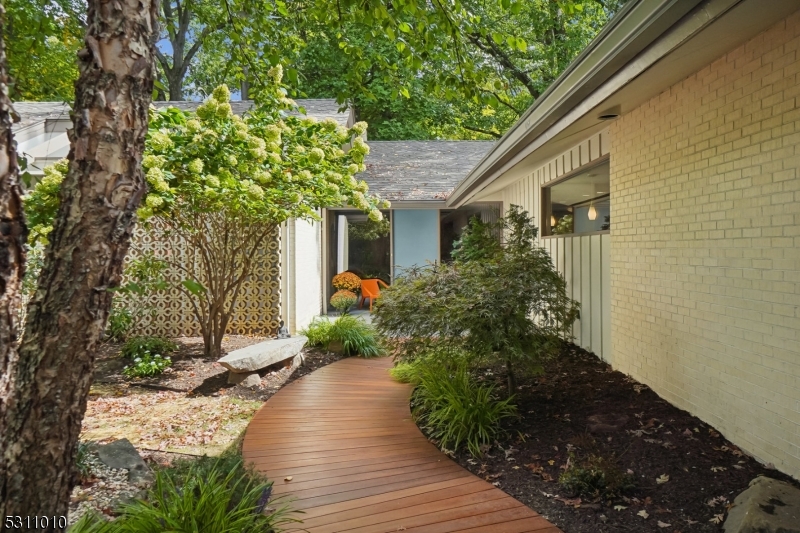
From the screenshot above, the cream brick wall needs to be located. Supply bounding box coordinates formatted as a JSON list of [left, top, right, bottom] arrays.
[[609, 11, 800, 478]]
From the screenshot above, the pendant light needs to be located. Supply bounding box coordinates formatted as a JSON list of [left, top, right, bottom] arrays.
[[551, 215, 556, 226], [588, 201, 597, 221]]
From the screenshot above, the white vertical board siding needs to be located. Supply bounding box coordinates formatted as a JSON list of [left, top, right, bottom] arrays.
[[500, 130, 611, 360], [282, 217, 323, 334]]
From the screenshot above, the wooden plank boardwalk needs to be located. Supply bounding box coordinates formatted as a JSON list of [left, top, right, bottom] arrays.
[[243, 357, 561, 533]]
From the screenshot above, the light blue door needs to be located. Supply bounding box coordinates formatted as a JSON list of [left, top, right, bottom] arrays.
[[392, 209, 439, 279]]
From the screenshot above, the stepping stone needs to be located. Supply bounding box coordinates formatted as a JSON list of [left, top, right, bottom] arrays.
[[96, 438, 152, 486], [724, 476, 800, 533], [219, 336, 307, 385]]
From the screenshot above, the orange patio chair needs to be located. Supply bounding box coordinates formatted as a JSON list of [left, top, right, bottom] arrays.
[[359, 278, 389, 312]]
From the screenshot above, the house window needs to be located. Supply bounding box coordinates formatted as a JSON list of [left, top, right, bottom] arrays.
[[542, 159, 610, 236]]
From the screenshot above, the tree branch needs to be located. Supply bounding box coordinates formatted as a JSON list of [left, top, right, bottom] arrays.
[[463, 124, 501, 138], [488, 90, 522, 115], [467, 32, 540, 99]]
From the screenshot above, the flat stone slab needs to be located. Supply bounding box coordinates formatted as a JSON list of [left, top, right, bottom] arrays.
[[724, 476, 800, 533], [219, 336, 307, 373], [96, 438, 152, 486]]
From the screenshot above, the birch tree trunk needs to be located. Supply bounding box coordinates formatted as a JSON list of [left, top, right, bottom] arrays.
[[1, 0, 159, 524], [0, 3, 28, 519]]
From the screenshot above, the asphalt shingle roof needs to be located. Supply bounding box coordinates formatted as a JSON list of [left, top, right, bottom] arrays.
[[361, 141, 495, 201], [12, 99, 350, 128]]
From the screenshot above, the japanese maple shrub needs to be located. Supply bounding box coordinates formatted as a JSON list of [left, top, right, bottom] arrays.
[[374, 205, 579, 395]]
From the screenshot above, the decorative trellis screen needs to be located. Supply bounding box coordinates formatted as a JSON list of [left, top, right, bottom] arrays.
[[125, 221, 282, 338]]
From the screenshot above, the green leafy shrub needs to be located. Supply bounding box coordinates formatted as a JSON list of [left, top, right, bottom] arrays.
[[330, 289, 357, 314], [301, 317, 334, 347], [123, 353, 172, 378], [106, 306, 134, 343], [69, 456, 299, 532], [559, 453, 635, 500], [374, 205, 579, 394], [121, 335, 178, 360], [412, 361, 517, 457], [300, 315, 383, 357]]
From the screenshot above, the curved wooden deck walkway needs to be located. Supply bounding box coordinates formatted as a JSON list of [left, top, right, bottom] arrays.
[[243, 357, 561, 533]]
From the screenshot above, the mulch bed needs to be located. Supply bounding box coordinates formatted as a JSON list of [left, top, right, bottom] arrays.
[[443, 343, 798, 533]]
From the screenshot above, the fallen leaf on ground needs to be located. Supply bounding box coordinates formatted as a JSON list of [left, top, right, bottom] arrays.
[[656, 474, 670, 484], [284, 476, 293, 482], [638, 510, 649, 519], [657, 521, 671, 528]]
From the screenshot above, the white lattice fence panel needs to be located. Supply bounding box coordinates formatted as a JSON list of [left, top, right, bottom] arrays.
[[125, 221, 281, 338]]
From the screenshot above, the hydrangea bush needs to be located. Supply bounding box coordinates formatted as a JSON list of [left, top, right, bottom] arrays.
[[24, 65, 389, 358]]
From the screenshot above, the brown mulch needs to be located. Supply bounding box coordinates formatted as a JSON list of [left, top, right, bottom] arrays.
[[442, 344, 798, 533]]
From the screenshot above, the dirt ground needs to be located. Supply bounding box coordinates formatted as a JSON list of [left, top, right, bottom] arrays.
[[441, 343, 799, 533], [83, 336, 344, 456]]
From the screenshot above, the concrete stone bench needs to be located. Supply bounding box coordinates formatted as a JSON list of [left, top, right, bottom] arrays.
[[219, 336, 307, 387]]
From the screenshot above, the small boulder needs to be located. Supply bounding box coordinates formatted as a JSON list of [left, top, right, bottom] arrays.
[[228, 372, 262, 388], [219, 336, 307, 373], [96, 438, 152, 486], [723, 476, 800, 533]]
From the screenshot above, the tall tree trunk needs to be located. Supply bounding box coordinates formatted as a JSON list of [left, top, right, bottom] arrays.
[[0, 4, 28, 520], [1, 0, 159, 524]]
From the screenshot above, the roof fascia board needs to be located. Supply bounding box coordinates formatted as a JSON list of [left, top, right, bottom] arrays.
[[448, 0, 707, 206]]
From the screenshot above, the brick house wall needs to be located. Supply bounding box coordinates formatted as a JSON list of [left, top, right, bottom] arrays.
[[609, 11, 800, 478]]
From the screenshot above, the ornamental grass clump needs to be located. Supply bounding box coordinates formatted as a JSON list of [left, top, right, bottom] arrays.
[[300, 316, 383, 357], [332, 271, 361, 292], [69, 456, 299, 532], [330, 289, 357, 314], [411, 361, 517, 457]]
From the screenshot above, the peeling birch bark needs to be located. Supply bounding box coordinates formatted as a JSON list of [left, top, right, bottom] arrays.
[[0, 2, 29, 519], [1, 0, 159, 524]]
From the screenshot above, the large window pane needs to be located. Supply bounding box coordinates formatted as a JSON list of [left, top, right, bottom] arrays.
[[543, 160, 610, 236]]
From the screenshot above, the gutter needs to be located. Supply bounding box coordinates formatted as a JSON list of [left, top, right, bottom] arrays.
[[447, 0, 706, 207]]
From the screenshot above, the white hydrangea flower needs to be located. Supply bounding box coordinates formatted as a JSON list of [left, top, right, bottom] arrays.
[[248, 183, 265, 199], [264, 125, 281, 142], [268, 64, 283, 83], [309, 147, 325, 163], [349, 121, 368, 136], [145, 195, 164, 209], [368, 209, 383, 222], [212, 85, 231, 103], [142, 154, 166, 169], [187, 158, 204, 174], [150, 131, 173, 151]]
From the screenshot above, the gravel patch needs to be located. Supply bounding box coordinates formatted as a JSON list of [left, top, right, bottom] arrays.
[[68, 450, 145, 525]]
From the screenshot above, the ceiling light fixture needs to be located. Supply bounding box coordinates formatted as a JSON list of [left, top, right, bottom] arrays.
[[588, 201, 597, 221], [551, 215, 556, 226]]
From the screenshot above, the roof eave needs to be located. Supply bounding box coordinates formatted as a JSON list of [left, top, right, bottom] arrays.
[[447, 0, 707, 207]]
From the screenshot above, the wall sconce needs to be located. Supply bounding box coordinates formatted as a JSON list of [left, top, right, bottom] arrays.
[[588, 202, 597, 221]]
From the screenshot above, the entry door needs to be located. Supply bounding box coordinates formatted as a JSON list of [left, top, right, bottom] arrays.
[[392, 209, 439, 279]]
